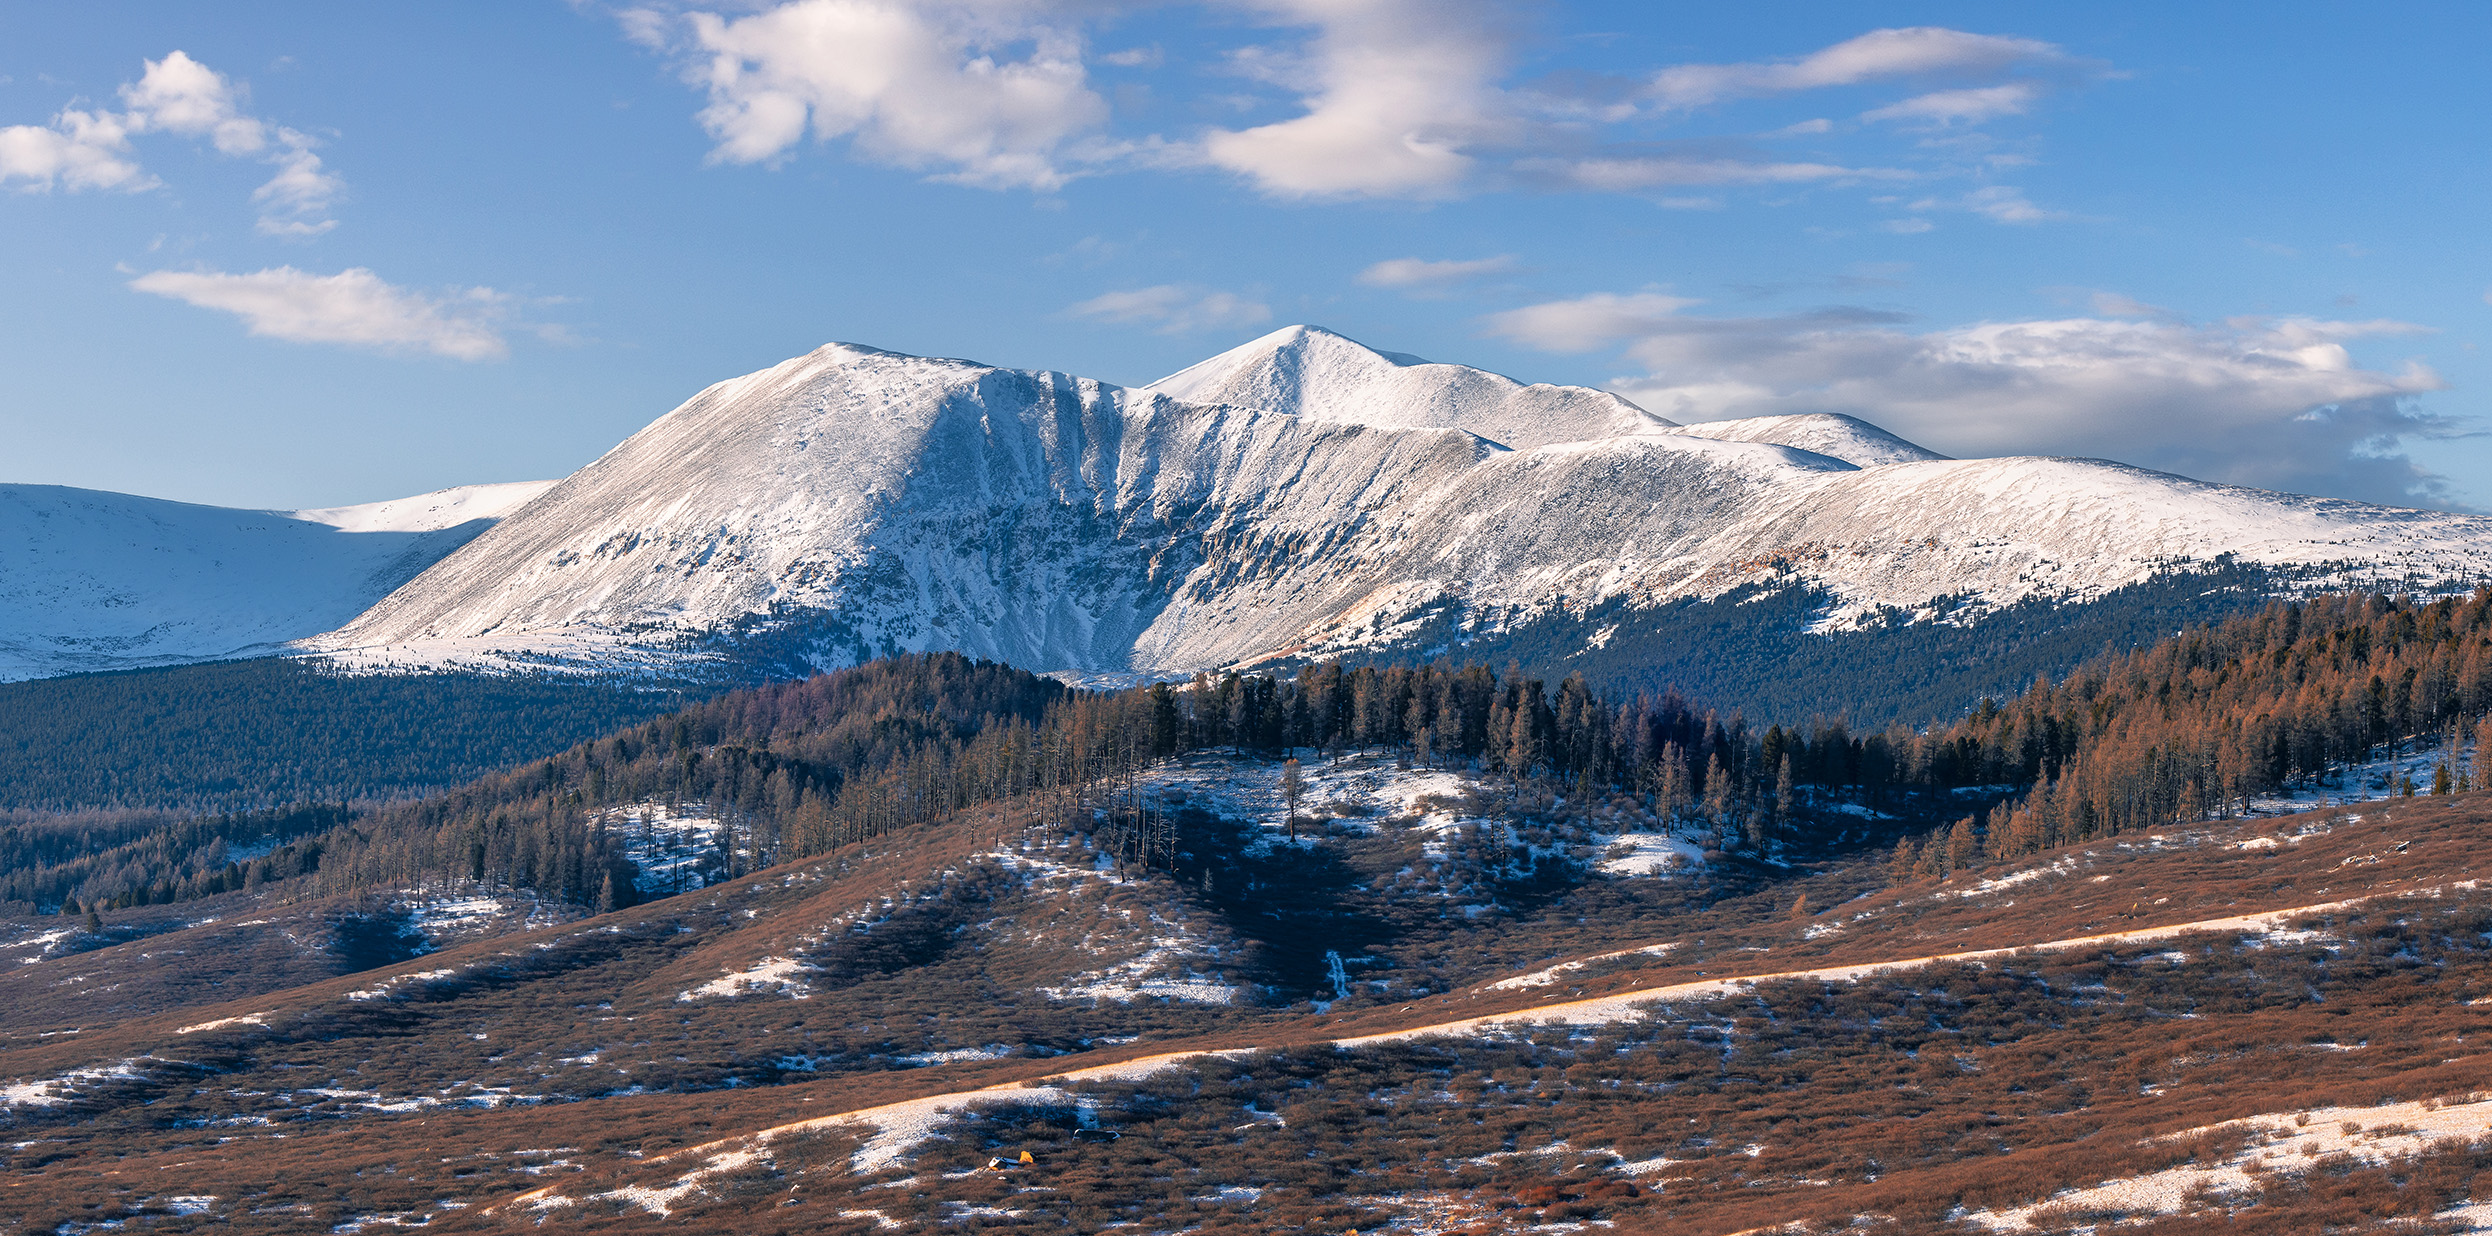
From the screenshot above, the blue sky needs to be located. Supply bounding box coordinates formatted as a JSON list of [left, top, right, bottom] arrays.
[[3, 1, 2487, 511]]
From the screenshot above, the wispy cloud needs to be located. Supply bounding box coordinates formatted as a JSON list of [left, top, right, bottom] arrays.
[[1356, 254, 1518, 293], [1066, 284, 1271, 334], [130, 266, 513, 360], [1862, 82, 2040, 125], [1480, 291, 1705, 352], [1646, 27, 2081, 109], [1900, 184, 2058, 225]]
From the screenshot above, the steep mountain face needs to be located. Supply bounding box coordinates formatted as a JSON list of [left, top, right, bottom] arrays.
[[318, 344, 1492, 673], [0, 481, 550, 681], [319, 329, 2492, 681]]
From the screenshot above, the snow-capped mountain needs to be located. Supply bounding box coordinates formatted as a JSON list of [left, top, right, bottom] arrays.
[[0, 481, 551, 681], [314, 328, 2492, 679]]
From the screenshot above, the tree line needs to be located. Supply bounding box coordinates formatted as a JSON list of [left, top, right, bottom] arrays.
[[1896, 590, 2492, 876], [27, 589, 2492, 917]]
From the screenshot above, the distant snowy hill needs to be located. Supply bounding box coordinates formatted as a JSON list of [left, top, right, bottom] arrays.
[[314, 328, 2492, 681], [0, 481, 551, 681], [1668, 413, 1948, 468]]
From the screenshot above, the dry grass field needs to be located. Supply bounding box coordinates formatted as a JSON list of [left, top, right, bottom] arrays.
[[7, 751, 2492, 1233]]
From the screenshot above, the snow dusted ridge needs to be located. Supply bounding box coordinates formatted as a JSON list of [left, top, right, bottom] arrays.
[[0, 481, 553, 681], [1145, 324, 1671, 450], [1668, 412, 1949, 468], [288, 480, 556, 534], [301, 327, 2492, 677]]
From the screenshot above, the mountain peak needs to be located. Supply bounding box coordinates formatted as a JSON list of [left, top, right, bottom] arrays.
[[1146, 324, 1674, 450]]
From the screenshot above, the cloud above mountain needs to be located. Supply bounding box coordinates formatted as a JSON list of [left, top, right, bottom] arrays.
[[616, 4, 2091, 210], [1485, 295, 2462, 507], [1066, 284, 1270, 334], [130, 267, 513, 360], [670, 0, 1111, 192]]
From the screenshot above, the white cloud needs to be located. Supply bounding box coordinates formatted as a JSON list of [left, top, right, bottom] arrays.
[[1862, 82, 2038, 125], [1066, 283, 1270, 333], [1356, 254, 1517, 291], [1198, 0, 1516, 198], [673, 0, 1111, 191], [616, 10, 2107, 209], [1487, 292, 2460, 505], [1479, 291, 1704, 352], [251, 132, 343, 236], [1879, 217, 1934, 234], [1524, 155, 1896, 193], [1904, 183, 2055, 225], [1648, 27, 2072, 109], [0, 108, 149, 191], [121, 50, 267, 154], [0, 51, 342, 234], [130, 267, 511, 360]]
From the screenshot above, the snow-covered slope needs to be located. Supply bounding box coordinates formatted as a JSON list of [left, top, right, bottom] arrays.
[[1670, 413, 1948, 467], [319, 344, 1493, 672], [0, 481, 551, 681], [290, 480, 555, 534], [1147, 324, 1672, 449], [319, 331, 2492, 678]]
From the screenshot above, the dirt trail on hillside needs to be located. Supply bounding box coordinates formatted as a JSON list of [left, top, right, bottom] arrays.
[[520, 891, 2392, 1212]]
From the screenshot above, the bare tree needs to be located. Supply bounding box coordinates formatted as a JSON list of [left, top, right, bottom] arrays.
[[1281, 757, 1304, 843]]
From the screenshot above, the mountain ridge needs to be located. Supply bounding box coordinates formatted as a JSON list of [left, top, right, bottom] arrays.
[[0, 480, 551, 681], [311, 327, 2492, 681], [9, 326, 2491, 690]]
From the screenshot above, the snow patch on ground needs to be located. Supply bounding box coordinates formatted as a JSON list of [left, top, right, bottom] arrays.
[[677, 955, 819, 1003], [176, 1014, 266, 1034], [1491, 944, 1679, 991], [1139, 748, 1468, 840], [1953, 856, 2083, 899], [2246, 741, 2479, 815], [984, 841, 1242, 1006], [1596, 832, 1703, 876], [897, 1046, 1014, 1067], [0, 1058, 152, 1107], [4, 926, 77, 964], [1963, 1095, 2492, 1230], [345, 968, 458, 1001], [392, 889, 569, 948], [1038, 957, 1239, 1005], [596, 800, 741, 894]]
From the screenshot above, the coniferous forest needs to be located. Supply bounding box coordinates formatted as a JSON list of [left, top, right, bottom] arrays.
[[9, 589, 2492, 921], [0, 658, 688, 812]]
